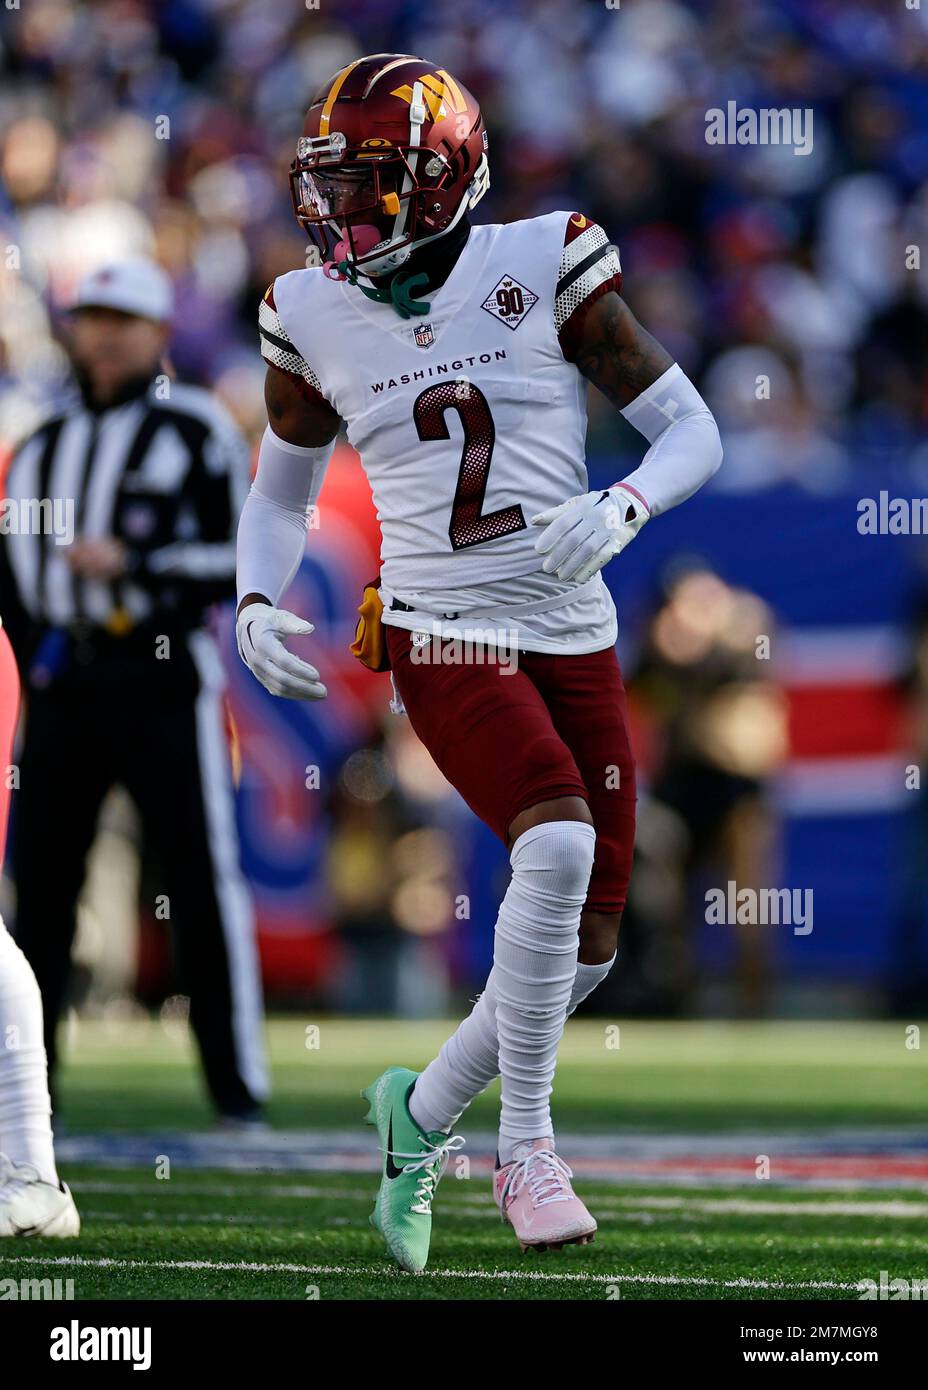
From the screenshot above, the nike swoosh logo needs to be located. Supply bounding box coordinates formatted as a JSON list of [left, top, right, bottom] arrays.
[[385, 1115, 404, 1179]]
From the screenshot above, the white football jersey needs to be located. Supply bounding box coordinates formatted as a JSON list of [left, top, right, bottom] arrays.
[[260, 210, 624, 653]]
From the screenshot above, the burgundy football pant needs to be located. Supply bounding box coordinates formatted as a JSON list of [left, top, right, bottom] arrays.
[[385, 629, 637, 913]]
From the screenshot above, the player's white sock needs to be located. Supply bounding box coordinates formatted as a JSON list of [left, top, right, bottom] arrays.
[[570, 954, 617, 1008], [492, 821, 594, 1164], [0, 923, 59, 1186], [409, 953, 616, 1135]]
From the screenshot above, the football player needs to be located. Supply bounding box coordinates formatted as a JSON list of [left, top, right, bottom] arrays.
[[0, 620, 79, 1237], [236, 54, 722, 1271]]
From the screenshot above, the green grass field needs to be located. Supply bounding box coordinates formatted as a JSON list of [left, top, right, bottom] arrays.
[[2, 1018, 926, 1300], [54, 1016, 928, 1132], [7, 1171, 928, 1301]]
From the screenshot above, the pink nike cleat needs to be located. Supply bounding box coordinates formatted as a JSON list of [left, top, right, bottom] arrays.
[[493, 1138, 597, 1253]]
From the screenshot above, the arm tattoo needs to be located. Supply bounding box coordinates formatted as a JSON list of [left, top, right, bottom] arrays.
[[265, 368, 290, 428], [573, 293, 674, 410], [264, 365, 340, 447]]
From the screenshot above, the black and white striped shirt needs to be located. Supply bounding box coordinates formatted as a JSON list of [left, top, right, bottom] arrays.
[[0, 379, 250, 660]]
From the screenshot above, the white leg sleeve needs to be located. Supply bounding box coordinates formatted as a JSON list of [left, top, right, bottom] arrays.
[[0, 920, 58, 1185], [493, 821, 594, 1161], [409, 987, 500, 1135], [409, 955, 616, 1135]]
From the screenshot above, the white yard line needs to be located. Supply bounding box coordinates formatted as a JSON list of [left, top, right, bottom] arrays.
[[0, 1253, 864, 1292]]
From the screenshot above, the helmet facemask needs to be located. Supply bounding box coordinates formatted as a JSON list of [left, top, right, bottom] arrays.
[[290, 130, 488, 280]]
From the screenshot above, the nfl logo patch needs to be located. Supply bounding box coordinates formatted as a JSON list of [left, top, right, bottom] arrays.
[[414, 321, 434, 348]]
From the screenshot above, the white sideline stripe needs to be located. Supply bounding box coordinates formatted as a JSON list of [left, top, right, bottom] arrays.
[[72, 1182, 928, 1219], [611, 1196, 928, 1217], [0, 1255, 862, 1291], [83, 1211, 353, 1230], [76, 1181, 361, 1199]]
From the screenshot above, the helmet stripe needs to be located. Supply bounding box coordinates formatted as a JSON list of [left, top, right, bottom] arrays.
[[434, 69, 467, 114], [389, 78, 424, 246], [319, 59, 363, 135], [363, 55, 420, 96]]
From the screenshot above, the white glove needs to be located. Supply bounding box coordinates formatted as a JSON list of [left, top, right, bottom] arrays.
[[532, 484, 650, 584], [236, 602, 327, 700]]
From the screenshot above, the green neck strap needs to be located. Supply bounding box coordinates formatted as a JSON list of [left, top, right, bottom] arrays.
[[338, 261, 431, 319]]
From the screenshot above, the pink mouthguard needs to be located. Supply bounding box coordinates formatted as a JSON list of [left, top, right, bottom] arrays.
[[322, 224, 383, 279]]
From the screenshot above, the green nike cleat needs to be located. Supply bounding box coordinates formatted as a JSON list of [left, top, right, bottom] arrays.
[[361, 1066, 464, 1273]]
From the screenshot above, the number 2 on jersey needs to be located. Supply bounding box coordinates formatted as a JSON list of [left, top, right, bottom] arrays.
[[413, 380, 526, 550]]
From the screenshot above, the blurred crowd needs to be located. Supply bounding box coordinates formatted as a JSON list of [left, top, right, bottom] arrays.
[[0, 0, 924, 1018], [1, 0, 926, 486]]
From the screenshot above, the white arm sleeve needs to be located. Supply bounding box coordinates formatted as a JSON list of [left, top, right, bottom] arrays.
[[616, 363, 722, 518], [236, 425, 335, 606]]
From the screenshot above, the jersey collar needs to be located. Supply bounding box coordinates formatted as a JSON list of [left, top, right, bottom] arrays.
[[337, 223, 497, 351]]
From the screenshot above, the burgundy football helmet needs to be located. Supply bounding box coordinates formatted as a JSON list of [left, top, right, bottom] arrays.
[[290, 53, 490, 277]]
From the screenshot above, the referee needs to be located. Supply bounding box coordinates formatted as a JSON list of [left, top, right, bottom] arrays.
[[0, 260, 268, 1122]]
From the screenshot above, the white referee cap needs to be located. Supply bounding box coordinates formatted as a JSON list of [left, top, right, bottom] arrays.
[[70, 259, 174, 324]]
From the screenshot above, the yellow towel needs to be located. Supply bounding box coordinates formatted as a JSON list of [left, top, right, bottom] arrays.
[[350, 582, 391, 672]]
